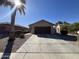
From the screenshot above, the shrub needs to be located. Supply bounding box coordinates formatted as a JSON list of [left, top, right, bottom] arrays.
[[19, 34, 25, 38], [60, 30, 68, 35]]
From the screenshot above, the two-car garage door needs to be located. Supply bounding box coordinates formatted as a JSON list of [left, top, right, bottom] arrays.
[[35, 27, 51, 34]]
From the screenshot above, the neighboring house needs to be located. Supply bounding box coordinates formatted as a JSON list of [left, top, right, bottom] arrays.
[[29, 20, 56, 34], [77, 30, 79, 35], [0, 23, 29, 34], [56, 24, 61, 34]]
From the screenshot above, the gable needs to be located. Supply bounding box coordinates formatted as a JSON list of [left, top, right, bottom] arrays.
[[29, 20, 54, 27]]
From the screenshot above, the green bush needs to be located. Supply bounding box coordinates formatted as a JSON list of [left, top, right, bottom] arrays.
[[60, 30, 68, 35], [19, 34, 25, 38]]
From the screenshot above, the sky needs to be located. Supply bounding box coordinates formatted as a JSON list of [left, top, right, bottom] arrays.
[[0, 0, 79, 27]]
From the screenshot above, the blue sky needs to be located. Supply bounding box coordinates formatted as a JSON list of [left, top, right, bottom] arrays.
[[0, 0, 79, 27]]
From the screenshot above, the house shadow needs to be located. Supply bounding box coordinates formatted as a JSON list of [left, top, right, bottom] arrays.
[[1, 39, 15, 59], [37, 34, 77, 41]]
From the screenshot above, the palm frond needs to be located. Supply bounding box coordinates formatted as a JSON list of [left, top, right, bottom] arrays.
[[0, 0, 26, 15], [15, 0, 26, 15], [18, 9, 22, 15], [0, 0, 12, 6], [18, 8, 25, 15], [18, 5, 26, 15], [0, 0, 4, 5], [21, 0, 26, 4]]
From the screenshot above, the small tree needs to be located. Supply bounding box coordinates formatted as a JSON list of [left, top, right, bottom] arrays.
[[60, 22, 70, 35], [69, 22, 79, 34]]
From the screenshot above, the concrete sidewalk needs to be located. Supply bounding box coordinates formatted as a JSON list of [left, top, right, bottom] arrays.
[[0, 35, 79, 59]]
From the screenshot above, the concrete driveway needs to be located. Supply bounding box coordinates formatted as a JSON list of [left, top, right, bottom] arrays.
[[1, 34, 79, 59]]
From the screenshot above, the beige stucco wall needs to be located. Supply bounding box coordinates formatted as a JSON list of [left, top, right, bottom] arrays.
[[56, 24, 61, 34], [29, 21, 56, 34], [30, 27, 35, 33], [30, 26, 55, 34]]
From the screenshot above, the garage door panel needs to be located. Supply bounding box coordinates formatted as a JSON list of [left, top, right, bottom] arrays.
[[35, 27, 51, 34]]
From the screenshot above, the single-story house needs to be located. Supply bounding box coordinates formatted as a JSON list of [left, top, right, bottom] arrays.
[[29, 20, 56, 34], [0, 23, 29, 34]]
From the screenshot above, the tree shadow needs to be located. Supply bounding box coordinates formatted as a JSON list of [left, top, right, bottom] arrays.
[[37, 34, 77, 41], [1, 39, 15, 59]]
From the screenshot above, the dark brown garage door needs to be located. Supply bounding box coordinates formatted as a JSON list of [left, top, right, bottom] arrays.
[[35, 27, 51, 34]]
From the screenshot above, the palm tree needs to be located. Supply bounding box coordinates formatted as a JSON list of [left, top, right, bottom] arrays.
[[0, 0, 26, 41]]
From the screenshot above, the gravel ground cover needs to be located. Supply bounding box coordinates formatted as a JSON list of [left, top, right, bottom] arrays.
[[0, 33, 32, 52]]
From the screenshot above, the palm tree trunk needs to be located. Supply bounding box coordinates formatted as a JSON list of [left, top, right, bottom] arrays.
[[9, 8, 16, 41]]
